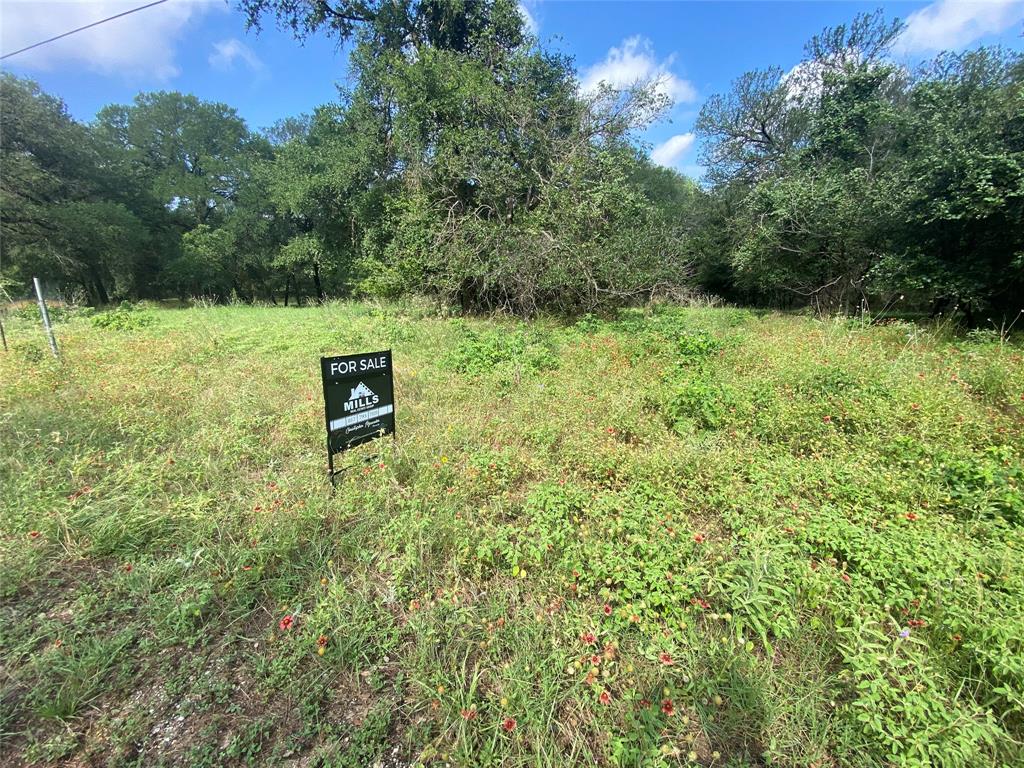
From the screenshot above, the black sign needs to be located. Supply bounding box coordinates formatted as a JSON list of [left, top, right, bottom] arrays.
[[320, 350, 395, 471]]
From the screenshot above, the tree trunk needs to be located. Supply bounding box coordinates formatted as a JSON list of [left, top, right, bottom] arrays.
[[312, 262, 326, 304], [90, 267, 110, 306], [284, 275, 291, 307]]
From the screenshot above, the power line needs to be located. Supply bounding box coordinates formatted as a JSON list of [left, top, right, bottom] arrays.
[[1, 0, 171, 61]]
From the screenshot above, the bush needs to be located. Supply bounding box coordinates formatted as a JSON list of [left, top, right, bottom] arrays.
[[445, 325, 558, 377], [91, 303, 154, 332]]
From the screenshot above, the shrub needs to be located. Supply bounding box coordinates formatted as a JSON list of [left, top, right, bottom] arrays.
[[91, 303, 154, 332]]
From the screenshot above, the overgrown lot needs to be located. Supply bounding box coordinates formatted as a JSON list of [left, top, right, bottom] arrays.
[[1, 303, 1022, 767]]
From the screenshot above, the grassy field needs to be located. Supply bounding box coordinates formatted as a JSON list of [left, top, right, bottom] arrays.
[[1, 302, 1022, 767]]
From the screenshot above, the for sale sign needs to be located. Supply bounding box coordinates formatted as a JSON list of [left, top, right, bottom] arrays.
[[320, 350, 395, 468]]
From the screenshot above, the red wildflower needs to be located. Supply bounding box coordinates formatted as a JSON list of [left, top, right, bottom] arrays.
[[905, 512, 918, 521], [317, 635, 329, 648], [693, 533, 706, 544], [242, 565, 252, 571], [910, 403, 920, 411], [591, 654, 601, 665], [460, 708, 477, 721], [639, 698, 652, 708], [28, 530, 40, 539], [661, 699, 675, 716], [840, 572, 851, 583], [279, 615, 294, 631], [599, 690, 611, 705], [602, 603, 612, 616], [822, 415, 832, 424], [580, 631, 597, 645], [629, 613, 640, 623], [659, 652, 674, 665], [501, 717, 516, 732], [123, 563, 133, 573]]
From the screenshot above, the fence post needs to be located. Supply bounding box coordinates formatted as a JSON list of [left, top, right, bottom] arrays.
[[33, 277, 59, 358]]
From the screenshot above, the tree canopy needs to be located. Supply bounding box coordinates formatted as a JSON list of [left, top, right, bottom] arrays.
[[1, 6, 1021, 321]]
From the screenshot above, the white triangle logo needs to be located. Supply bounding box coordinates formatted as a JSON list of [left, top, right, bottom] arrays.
[[349, 382, 374, 401]]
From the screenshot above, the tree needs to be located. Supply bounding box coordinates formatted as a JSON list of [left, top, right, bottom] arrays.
[[94, 92, 256, 227], [0, 75, 161, 303], [876, 47, 1024, 318]]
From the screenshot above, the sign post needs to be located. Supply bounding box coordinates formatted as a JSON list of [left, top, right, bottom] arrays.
[[320, 349, 395, 483]]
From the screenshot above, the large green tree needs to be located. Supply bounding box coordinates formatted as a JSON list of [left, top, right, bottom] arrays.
[[0, 75, 162, 304], [94, 92, 258, 228]]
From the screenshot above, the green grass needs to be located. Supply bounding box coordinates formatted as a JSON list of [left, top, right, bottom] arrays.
[[1, 302, 1022, 767]]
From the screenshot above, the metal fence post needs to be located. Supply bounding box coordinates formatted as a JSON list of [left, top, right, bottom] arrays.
[[33, 277, 59, 358]]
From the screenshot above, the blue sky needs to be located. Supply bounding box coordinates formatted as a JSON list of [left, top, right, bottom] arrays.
[[3, 1, 1023, 177]]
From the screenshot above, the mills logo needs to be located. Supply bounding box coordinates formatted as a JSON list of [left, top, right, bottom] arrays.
[[344, 382, 379, 412]]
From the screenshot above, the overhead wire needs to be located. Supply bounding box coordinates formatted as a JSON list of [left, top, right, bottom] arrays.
[[1, 0, 172, 61]]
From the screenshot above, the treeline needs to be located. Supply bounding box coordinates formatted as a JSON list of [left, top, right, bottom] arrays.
[[1, 2, 1021, 319]]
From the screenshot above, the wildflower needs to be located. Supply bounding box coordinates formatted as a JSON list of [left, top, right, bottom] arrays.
[[905, 512, 918, 521], [840, 573, 851, 583], [460, 707, 477, 721], [430, 699, 440, 710], [591, 654, 601, 665], [822, 415, 832, 424], [409, 599, 421, 610], [658, 652, 674, 666], [317, 635, 329, 648], [661, 698, 675, 716], [501, 716, 516, 732], [123, 563, 133, 573], [638, 698, 651, 708], [629, 613, 640, 623], [910, 403, 920, 411], [602, 603, 612, 616], [28, 530, 40, 539], [899, 628, 911, 639], [242, 565, 253, 571], [599, 690, 611, 705], [279, 615, 294, 631], [580, 631, 597, 645], [693, 533, 706, 544]]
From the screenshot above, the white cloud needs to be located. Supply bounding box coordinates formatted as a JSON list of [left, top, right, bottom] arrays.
[[650, 132, 695, 168], [518, 2, 539, 36], [1, 0, 218, 81], [896, 0, 1024, 54], [580, 35, 697, 104], [209, 38, 263, 72]]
